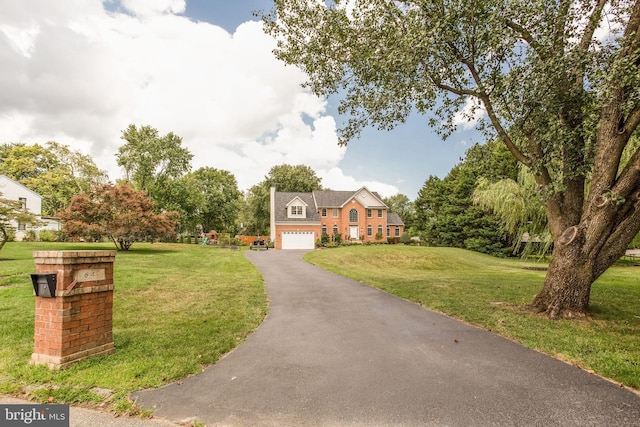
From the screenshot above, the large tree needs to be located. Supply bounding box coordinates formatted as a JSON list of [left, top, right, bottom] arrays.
[[0, 142, 107, 215], [264, 0, 640, 318], [383, 193, 416, 230], [185, 167, 243, 234], [116, 124, 193, 212], [246, 164, 323, 234], [414, 163, 508, 255], [58, 184, 177, 251]]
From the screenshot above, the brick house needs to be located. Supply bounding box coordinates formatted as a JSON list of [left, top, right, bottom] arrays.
[[269, 186, 404, 250]]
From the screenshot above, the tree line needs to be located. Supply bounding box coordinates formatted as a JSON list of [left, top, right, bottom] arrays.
[[0, 122, 586, 256], [0, 126, 340, 249]]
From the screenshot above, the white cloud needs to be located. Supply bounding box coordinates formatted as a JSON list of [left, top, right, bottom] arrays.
[[320, 167, 398, 199], [451, 97, 485, 130], [120, 0, 186, 17], [0, 0, 397, 195]]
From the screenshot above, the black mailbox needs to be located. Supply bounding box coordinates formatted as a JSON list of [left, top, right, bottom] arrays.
[[31, 273, 57, 298]]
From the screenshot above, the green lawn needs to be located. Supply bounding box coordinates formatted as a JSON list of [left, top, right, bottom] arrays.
[[1, 242, 638, 414], [304, 245, 640, 390], [0, 242, 267, 414]]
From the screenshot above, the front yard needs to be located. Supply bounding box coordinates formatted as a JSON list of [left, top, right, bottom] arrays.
[[0, 242, 267, 414]]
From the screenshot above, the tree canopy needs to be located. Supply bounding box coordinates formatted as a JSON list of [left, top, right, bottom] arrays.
[[58, 184, 177, 251], [264, 0, 640, 318], [0, 142, 107, 216], [184, 167, 243, 234], [117, 124, 193, 210]]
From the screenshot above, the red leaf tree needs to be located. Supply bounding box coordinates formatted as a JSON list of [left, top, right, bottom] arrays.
[[59, 184, 178, 251]]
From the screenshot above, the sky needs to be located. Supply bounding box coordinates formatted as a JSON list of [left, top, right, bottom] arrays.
[[0, 0, 483, 200]]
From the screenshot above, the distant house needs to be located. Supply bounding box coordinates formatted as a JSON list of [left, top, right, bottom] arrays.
[[0, 175, 60, 240], [269, 186, 405, 250]]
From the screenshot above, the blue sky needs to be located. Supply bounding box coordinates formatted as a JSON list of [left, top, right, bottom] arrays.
[[182, 0, 479, 199], [0, 0, 481, 200]]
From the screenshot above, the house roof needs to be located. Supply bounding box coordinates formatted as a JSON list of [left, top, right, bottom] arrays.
[[387, 212, 404, 226], [273, 191, 320, 223], [312, 187, 386, 208], [0, 174, 42, 199], [273, 187, 404, 225]]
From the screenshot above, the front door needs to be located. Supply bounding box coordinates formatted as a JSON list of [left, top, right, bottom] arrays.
[[349, 226, 359, 240]]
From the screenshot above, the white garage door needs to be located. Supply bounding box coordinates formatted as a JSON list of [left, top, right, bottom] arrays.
[[281, 231, 315, 250]]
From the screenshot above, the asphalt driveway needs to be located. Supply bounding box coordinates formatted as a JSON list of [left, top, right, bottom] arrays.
[[133, 249, 640, 426]]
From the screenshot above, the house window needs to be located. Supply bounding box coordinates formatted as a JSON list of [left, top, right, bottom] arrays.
[[322, 225, 327, 235], [395, 226, 400, 236], [19, 197, 27, 210], [18, 223, 26, 231], [349, 209, 358, 222], [321, 208, 327, 217], [378, 209, 383, 218], [290, 206, 302, 216], [377, 225, 383, 236], [367, 225, 372, 237], [367, 209, 372, 218], [333, 225, 338, 235], [332, 208, 338, 218], [386, 226, 390, 237]]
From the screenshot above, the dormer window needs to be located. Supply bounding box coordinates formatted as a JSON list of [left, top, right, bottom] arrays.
[[286, 196, 308, 219]]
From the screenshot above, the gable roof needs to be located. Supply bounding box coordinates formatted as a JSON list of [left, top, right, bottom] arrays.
[[273, 191, 320, 223], [272, 187, 403, 225], [312, 187, 387, 208], [0, 174, 41, 199], [387, 212, 404, 226]]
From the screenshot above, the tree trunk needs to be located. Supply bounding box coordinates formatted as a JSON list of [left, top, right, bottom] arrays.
[[529, 243, 596, 319]]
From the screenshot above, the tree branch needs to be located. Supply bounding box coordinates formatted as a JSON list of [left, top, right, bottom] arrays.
[[578, 0, 608, 51], [504, 19, 547, 59]]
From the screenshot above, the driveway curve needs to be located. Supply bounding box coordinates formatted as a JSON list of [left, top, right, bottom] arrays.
[[133, 249, 640, 426]]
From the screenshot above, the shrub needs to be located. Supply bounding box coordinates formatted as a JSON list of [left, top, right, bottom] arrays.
[[23, 230, 37, 242], [39, 230, 61, 242]]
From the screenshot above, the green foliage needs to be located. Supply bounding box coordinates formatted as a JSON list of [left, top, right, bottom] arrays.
[[116, 125, 194, 227], [383, 193, 416, 229], [399, 232, 412, 245], [473, 166, 552, 256], [415, 152, 510, 255], [117, 124, 193, 193], [0, 142, 108, 216], [184, 167, 243, 234], [321, 232, 329, 245], [58, 184, 178, 251], [38, 230, 60, 242]]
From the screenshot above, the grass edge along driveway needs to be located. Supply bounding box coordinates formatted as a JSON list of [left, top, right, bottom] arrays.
[[304, 245, 640, 392], [0, 242, 267, 415]]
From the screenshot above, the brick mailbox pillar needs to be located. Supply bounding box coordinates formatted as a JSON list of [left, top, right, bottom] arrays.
[[31, 250, 117, 369]]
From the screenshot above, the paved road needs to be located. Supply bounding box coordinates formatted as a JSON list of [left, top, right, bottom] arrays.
[[134, 250, 640, 426]]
